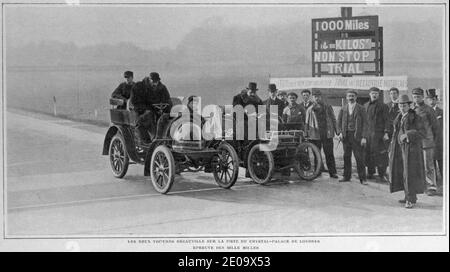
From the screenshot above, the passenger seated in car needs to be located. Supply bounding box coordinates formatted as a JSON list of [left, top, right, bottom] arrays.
[[282, 92, 305, 130], [130, 72, 172, 144], [111, 71, 134, 109]]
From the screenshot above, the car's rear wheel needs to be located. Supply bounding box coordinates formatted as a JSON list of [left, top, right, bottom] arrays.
[[295, 142, 323, 181], [150, 145, 175, 194], [247, 144, 275, 185], [212, 142, 239, 189], [109, 133, 129, 178]]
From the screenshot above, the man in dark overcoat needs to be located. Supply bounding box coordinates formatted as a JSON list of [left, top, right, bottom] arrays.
[[387, 87, 400, 140], [337, 90, 368, 184], [305, 90, 338, 178], [412, 88, 439, 196], [388, 94, 426, 208], [364, 87, 390, 181], [111, 71, 135, 109], [263, 84, 286, 120], [130, 72, 172, 143], [426, 88, 443, 196]]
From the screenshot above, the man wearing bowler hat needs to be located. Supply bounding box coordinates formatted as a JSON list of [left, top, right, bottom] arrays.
[[232, 82, 263, 178], [130, 72, 172, 144], [264, 84, 286, 120], [232, 82, 263, 108], [426, 88, 443, 195], [111, 71, 135, 109], [337, 90, 368, 184], [412, 87, 439, 196], [364, 87, 390, 182], [388, 94, 426, 208]]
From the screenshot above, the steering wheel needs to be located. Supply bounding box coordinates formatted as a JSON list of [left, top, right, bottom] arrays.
[[152, 103, 170, 115]]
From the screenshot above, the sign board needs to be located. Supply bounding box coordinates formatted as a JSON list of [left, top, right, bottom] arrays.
[[270, 76, 408, 91], [312, 15, 383, 76]]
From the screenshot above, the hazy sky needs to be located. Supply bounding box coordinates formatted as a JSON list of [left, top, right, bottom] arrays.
[[5, 4, 444, 49]]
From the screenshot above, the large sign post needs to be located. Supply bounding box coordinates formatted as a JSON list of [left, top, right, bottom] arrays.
[[312, 14, 383, 77]]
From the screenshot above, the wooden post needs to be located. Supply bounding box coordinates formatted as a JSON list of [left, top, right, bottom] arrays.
[[53, 96, 57, 116]]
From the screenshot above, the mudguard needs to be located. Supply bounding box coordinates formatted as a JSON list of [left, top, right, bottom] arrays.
[[102, 125, 140, 163]]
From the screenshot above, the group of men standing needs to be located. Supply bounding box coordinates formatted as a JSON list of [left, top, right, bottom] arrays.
[[231, 83, 444, 209], [112, 75, 444, 209]]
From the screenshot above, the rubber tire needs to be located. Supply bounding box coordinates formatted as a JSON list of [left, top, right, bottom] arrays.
[[150, 145, 176, 194], [295, 142, 323, 181], [213, 142, 240, 189], [109, 133, 129, 178], [247, 144, 275, 185]]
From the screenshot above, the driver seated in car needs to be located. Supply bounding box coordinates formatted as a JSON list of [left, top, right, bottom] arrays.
[[130, 72, 172, 144]]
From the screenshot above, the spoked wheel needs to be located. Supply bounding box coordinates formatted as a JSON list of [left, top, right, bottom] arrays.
[[212, 142, 239, 189], [109, 133, 129, 178], [247, 144, 275, 185], [295, 142, 323, 181], [150, 145, 175, 194]]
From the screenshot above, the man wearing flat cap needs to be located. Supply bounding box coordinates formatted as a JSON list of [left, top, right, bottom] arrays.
[[412, 87, 439, 196], [388, 94, 426, 208], [337, 89, 369, 184], [111, 71, 135, 109], [130, 72, 172, 143], [305, 89, 338, 178], [426, 89, 443, 195], [364, 87, 390, 182]]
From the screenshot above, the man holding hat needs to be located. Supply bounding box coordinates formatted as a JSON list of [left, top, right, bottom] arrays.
[[388, 94, 426, 208], [306, 89, 338, 178], [364, 87, 390, 182], [111, 71, 135, 109], [412, 88, 439, 196], [264, 84, 286, 119], [426, 89, 443, 195], [337, 90, 368, 184]]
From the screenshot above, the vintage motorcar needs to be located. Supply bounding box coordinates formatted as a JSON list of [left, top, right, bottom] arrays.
[[102, 98, 240, 194], [222, 111, 323, 184]]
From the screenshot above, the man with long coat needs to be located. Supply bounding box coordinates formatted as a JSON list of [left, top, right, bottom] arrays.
[[337, 90, 368, 184], [387, 87, 400, 140], [306, 90, 338, 178], [130, 72, 172, 143], [412, 88, 439, 196], [263, 84, 286, 121], [388, 94, 426, 208], [426, 88, 443, 196], [364, 87, 390, 181]]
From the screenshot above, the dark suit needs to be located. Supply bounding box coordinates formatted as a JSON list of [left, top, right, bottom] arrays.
[[387, 101, 400, 139], [364, 100, 390, 177], [111, 82, 134, 109], [432, 105, 443, 191], [299, 101, 313, 118], [337, 103, 368, 180], [264, 97, 285, 119], [130, 78, 173, 141]]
